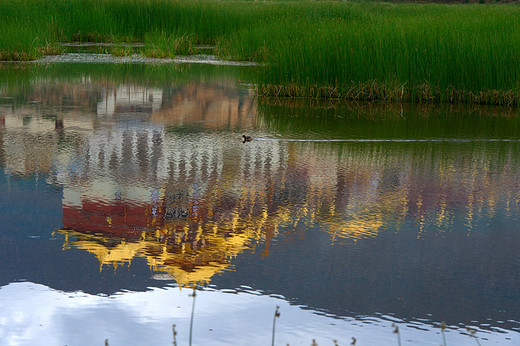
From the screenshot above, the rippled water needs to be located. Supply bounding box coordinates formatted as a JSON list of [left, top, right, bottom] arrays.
[[0, 62, 519, 345]]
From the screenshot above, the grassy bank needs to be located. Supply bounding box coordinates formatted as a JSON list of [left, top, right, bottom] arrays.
[[250, 3, 520, 105], [1, 0, 520, 105]]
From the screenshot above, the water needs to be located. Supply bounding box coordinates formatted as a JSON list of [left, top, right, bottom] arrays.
[[0, 61, 519, 345]]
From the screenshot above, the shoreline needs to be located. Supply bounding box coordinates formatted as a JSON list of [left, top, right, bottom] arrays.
[[257, 82, 520, 107], [2, 0, 520, 105]]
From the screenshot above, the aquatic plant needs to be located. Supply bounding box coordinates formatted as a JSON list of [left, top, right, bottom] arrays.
[[143, 32, 195, 58], [393, 323, 402, 346], [162, 303, 486, 346], [466, 326, 483, 346], [189, 288, 197, 346], [441, 321, 448, 346], [272, 305, 281, 346]]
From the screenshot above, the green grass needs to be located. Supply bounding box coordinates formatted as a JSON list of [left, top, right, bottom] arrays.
[[143, 31, 196, 58], [1, 0, 520, 105], [253, 3, 520, 105]]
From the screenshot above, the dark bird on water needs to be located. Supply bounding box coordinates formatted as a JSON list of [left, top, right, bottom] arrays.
[[242, 135, 252, 143]]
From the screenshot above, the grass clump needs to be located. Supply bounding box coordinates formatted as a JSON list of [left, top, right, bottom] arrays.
[[0, 19, 61, 61], [143, 32, 196, 58]]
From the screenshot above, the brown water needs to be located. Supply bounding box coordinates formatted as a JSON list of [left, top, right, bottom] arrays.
[[0, 61, 519, 345]]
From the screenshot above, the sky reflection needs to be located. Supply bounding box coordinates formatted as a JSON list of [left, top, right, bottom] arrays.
[[1, 282, 518, 346]]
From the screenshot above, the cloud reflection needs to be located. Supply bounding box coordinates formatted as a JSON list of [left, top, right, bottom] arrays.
[[1, 282, 517, 346]]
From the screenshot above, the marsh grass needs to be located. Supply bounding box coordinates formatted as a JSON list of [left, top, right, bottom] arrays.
[[172, 324, 178, 346], [257, 81, 520, 106], [164, 304, 486, 346], [1, 0, 520, 104], [110, 45, 136, 57], [466, 327, 483, 346], [143, 32, 196, 58], [441, 322, 448, 346], [272, 306, 281, 346], [393, 323, 402, 346], [189, 288, 196, 346], [252, 3, 520, 105], [0, 21, 61, 61]]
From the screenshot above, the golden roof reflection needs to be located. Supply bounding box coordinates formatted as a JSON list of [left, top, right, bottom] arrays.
[[56, 188, 275, 287]]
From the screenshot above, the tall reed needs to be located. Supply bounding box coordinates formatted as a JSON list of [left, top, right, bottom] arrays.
[[250, 3, 520, 104]]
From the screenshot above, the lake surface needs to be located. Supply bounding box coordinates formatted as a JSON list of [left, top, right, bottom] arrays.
[[0, 60, 519, 345]]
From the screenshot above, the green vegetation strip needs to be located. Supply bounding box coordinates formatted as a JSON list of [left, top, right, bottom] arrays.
[[1, 0, 520, 105]]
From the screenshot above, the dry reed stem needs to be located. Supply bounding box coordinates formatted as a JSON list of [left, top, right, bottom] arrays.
[[256, 81, 520, 107]]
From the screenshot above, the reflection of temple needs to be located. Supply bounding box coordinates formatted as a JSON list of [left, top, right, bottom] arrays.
[[54, 129, 288, 286], [152, 83, 256, 129], [97, 85, 162, 117], [0, 80, 256, 178], [57, 189, 270, 286], [1, 80, 265, 287], [3, 79, 520, 286]]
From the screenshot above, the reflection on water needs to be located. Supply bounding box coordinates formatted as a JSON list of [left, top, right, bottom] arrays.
[[1, 63, 519, 345], [1, 281, 515, 346]]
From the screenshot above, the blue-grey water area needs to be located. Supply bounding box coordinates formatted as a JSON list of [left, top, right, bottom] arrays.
[[0, 59, 519, 346]]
